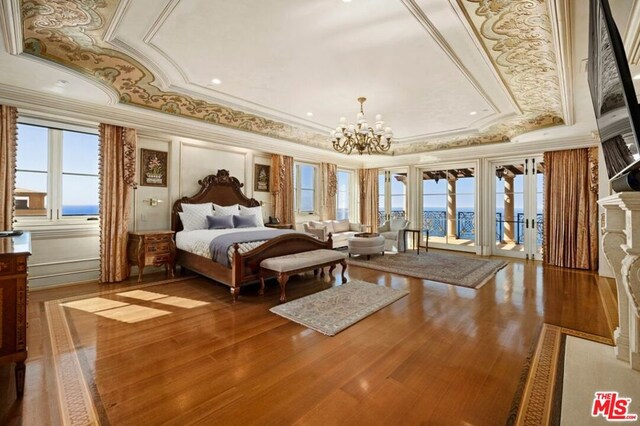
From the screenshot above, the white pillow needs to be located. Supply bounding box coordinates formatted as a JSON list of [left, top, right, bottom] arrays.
[[333, 219, 350, 233], [213, 203, 240, 216], [179, 203, 213, 231], [239, 205, 265, 227]]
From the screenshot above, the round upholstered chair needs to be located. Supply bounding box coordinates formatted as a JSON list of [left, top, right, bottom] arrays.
[[347, 234, 385, 260]]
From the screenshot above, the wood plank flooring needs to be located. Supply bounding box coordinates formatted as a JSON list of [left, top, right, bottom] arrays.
[[0, 254, 612, 425]]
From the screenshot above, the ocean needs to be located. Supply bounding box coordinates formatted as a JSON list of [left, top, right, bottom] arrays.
[[62, 205, 99, 216]]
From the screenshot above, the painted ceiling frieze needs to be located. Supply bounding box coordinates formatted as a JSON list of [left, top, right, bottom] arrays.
[[20, 0, 565, 155]]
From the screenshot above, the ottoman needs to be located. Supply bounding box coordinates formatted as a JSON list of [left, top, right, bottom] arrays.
[[347, 233, 385, 260]]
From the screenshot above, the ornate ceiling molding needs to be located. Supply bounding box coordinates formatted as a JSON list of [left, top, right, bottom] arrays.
[[18, 0, 566, 154], [395, 0, 566, 154]]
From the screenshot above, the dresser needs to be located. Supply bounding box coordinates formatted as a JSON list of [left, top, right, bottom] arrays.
[[0, 231, 31, 398], [265, 223, 294, 229], [127, 230, 176, 282]]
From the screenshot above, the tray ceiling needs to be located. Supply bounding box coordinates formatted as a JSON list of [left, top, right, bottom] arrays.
[[17, 0, 568, 154]]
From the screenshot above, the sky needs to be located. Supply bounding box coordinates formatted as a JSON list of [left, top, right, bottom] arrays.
[[16, 124, 99, 214]]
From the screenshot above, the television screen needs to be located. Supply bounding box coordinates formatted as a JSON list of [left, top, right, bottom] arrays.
[[588, 0, 640, 179]]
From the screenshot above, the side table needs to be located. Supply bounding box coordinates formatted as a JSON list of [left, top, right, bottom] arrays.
[[127, 230, 176, 282]]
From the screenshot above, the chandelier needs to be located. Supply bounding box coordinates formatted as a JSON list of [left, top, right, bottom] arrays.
[[330, 97, 393, 155]]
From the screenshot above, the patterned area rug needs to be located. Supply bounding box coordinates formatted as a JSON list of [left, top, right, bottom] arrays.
[[270, 280, 408, 336], [507, 324, 614, 425], [346, 251, 507, 289]]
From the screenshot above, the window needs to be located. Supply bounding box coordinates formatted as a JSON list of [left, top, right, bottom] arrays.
[[336, 170, 352, 220], [294, 163, 316, 214], [15, 123, 99, 222]]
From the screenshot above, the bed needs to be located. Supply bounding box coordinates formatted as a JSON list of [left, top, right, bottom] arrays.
[[171, 169, 331, 300]]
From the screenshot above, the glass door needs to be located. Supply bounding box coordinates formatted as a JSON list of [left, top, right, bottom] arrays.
[[378, 170, 407, 226], [493, 158, 544, 259], [421, 167, 476, 250]]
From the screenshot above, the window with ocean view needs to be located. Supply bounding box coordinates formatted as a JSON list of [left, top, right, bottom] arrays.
[[15, 123, 99, 221], [421, 168, 476, 246], [336, 170, 351, 220], [294, 163, 316, 214]]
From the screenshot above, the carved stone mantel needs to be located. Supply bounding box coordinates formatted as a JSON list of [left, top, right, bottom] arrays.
[[599, 193, 640, 371]]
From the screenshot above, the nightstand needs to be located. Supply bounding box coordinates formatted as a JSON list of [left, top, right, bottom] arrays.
[[127, 230, 176, 282], [265, 223, 294, 229]]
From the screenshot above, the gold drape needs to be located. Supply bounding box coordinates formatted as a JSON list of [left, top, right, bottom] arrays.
[[359, 168, 379, 233], [543, 148, 598, 270], [270, 154, 294, 225], [99, 124, 137, 283], [0, 105, 17, 231], [321, 162, 337, 220]]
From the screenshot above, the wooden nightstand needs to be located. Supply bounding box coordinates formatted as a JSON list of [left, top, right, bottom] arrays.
[[265, 223, 294, 229], [127, 230, 176, 282]]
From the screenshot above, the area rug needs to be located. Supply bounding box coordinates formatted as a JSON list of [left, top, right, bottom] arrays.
[[269, 280, 408, 336], [346, 251, 507, 289], [507, 324, 614, 426]]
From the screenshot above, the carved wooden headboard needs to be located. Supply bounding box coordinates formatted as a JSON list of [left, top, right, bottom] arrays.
[[171, 169, 260, 232]]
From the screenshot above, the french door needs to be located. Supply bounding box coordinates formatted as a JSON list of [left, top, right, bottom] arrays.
[[378, 169, 407, 225], [492, 157, 544, 260]]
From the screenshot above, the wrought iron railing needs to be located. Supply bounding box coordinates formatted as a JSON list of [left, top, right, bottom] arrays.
[[374, 210, 539, 244]]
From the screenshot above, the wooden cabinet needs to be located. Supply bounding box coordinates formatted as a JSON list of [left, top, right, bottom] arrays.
[[0, 232, 31, 398], [127, 230, 176, 282]]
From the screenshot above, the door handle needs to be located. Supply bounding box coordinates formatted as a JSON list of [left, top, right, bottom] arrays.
[[526, 219, 529, 228]]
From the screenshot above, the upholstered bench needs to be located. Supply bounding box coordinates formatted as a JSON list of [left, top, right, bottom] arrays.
[[259, 249, 347, 303]]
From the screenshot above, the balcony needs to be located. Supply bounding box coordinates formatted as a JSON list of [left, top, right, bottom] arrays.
[[377, 210, 543, 246]]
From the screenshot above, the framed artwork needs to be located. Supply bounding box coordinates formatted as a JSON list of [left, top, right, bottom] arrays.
[[254, 164, 270, 192], [140, 149, 168, 187]]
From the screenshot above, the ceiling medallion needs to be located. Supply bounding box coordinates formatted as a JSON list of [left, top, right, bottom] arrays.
[[331, 97, 393, 155]]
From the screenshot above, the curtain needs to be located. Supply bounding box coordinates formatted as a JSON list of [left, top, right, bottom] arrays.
[[359, 168, 379, 233], [543, 148, 598, 270], [270, 154, 294, 225], [320, 162, 337, 220], [99, 124, 137, 283], [0, 105, 17, 231], [601, 135, 634, 178]]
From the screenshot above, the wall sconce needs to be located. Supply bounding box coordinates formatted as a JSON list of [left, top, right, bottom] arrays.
[[143, 198, 163, 207], [495, 167, 505, 181]]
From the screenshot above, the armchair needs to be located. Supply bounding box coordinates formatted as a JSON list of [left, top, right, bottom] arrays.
[[378, 218, 410, 252]]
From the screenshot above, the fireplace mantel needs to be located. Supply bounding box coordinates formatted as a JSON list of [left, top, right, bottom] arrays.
[[599, 193, 640, 371]]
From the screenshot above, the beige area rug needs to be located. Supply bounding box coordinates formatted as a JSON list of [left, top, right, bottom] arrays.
[[44, 276, 197, 426], [269, 280, 408, 336], [508, 324, 614, 426], [346, 251, 507, 289]]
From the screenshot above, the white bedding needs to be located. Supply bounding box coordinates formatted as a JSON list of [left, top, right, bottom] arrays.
[[176, 227, 271, 265]]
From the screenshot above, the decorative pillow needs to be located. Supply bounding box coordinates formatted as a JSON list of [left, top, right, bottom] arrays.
[[333, 219, 350, 233], [239, 205, 265, 227], [180, 203, 213, 231], [207, 215, 234, 229], [233, 214, 258, 228], [308, 220, 324, 228], [213, 203, 240, 216]]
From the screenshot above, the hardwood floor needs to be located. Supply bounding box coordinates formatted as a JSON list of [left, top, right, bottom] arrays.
[[0, 255, 612, 425]]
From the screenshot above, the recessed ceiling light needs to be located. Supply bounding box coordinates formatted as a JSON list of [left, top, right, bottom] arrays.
[[56, 80, 68, 86], [210, 78, 222, 85], [342, 0, 352, 2], [306, 112, 313, 117], [469, 111, 477, 116], [634, 74, 640, 80]]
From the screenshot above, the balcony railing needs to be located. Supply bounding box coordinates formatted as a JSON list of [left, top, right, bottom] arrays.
[[377, 210, 543, 244]]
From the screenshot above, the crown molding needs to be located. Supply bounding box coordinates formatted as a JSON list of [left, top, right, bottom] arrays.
[[0, 0, 22, 55], [0, 83, 366, 168], [549, 0, 575, 126], [360, 134, 597, 169], [625, 0, 640, 64]]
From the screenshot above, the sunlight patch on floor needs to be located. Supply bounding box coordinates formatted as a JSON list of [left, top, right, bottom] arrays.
[[61, 297, 128, 313], [93, 305, 171, 323]]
